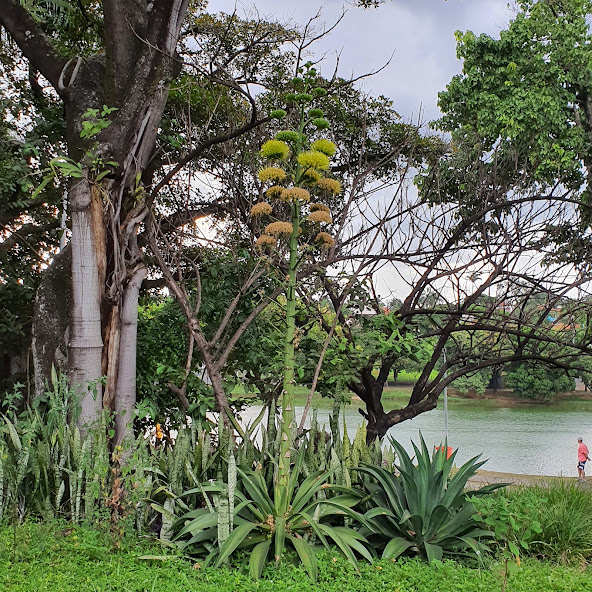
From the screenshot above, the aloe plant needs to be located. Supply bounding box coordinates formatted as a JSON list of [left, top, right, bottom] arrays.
[[357, 435, 504, 563]]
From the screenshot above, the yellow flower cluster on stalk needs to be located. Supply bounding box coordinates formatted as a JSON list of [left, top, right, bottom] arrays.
[[258, 167, 286, 183], [297, 150, 330, 171], [250, 202, 272, 217], [251, 89, 343, 254], [310, 139, 337, 156], [302, 169, 323, 183], [316, 231, 335, 248], [317, 178, 342, 195], [265, 221, 294, 236], [281, 187, 310, 203], [266, 185, 284, 199], [260, 140, 290, 160], [249, 66, 345, 575], [256, 234, 276, 249], [307, 210, 332, 224]]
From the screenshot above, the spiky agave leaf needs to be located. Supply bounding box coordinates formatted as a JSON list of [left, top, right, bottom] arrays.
[[356, 434, 502, 562]]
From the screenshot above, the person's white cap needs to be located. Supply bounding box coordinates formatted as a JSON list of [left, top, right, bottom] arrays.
[[578, 437, 583, 441]]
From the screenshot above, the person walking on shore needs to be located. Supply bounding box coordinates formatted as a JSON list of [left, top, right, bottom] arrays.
[[577, 437, 590, 482]]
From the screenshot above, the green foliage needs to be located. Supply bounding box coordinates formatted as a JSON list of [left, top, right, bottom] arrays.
[[357, 436, 502, 563], [428, 0, 592, 269], [437, 0, 592, 191], [451, 368, 493, 396], [473, 491, 542, 580], [297, 288, 427, 400], [0, 64, 65, 357], [505, 363, 575, 402], [136, 298, 214, 427], [485, 483, 592, 564], [79, 106, 118, 140], [0, 374, 110, 524], [174, 447, 372, 581], [144, 423, 223, 540], [170, 407, 395, 580], [3, 521, 592, 592], [576, 355, 592, 391]]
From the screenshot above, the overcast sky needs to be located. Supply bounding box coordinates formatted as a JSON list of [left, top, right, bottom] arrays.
[[209, 0, 516, 123], [207, 1, 518, 298]]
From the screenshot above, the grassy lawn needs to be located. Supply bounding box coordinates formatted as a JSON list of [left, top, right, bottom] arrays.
[[1, 521, 590, 592], [233, 385, 592, 411]]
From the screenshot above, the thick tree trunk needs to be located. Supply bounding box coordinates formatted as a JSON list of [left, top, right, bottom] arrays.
[[68, 179, 105, 429], [1, 0, 191, 437], [32, 247, 71, 397], [353, 374, 439, 444], [358, 384, 390, 443], [62, 10, 189, 432], [114, 265, 148, 446]]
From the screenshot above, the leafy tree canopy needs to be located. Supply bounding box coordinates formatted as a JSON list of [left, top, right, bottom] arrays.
[[436, 0, 592, 196], [505, 361, 576, 402]]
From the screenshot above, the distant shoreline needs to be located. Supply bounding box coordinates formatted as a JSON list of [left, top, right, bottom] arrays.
[[469, 469, 591, 488]]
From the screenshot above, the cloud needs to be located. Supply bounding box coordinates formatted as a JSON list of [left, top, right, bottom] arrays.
[[208, 0, 513, 121]]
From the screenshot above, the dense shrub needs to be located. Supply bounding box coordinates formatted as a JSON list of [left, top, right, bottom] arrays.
[[487, 482, 592, 564], [505, 363, 575, 402], [451, 368, 493, 396]]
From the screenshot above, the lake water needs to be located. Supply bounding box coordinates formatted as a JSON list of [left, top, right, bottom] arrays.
[[241, 402, 592, 477]]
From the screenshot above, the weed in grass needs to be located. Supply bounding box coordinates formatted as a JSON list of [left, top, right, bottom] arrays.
[[522, 481, 592, 564]]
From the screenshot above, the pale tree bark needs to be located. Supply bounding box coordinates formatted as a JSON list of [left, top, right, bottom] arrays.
[[114, 265, 148, 446], [68, 179, 105, 428]]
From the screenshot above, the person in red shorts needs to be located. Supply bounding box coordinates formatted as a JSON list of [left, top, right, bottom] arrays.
[[577, 437, 590, 482]]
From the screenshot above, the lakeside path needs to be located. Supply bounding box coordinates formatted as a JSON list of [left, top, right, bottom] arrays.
[[468, 470, 592, 488]]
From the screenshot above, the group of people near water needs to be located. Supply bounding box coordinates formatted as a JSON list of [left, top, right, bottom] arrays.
[[577, 437, 590, 482]]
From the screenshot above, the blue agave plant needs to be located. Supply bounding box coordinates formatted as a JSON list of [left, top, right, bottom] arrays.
[[356, 435, 505, 563]]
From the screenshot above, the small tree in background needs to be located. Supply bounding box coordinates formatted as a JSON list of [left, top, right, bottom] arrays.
[[505, 363, 576, 403]]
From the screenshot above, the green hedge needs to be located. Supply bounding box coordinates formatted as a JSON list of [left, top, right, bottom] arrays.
[[1, 522, 590, 592]]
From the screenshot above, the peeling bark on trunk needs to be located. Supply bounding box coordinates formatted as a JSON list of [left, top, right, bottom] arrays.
[[114, 266, 148, 447], [102, 303, 121, 412], [61, 4, 190, 432]]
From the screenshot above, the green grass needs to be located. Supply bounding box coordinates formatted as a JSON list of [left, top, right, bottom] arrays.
[[1, 521, 591, 591], [236, 387, 592, 412], [498, 481, 592, 563]]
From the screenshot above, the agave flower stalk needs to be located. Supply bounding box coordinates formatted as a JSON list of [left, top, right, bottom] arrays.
[[274, 94, 308, 555], [252, 64, 341, 561]]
